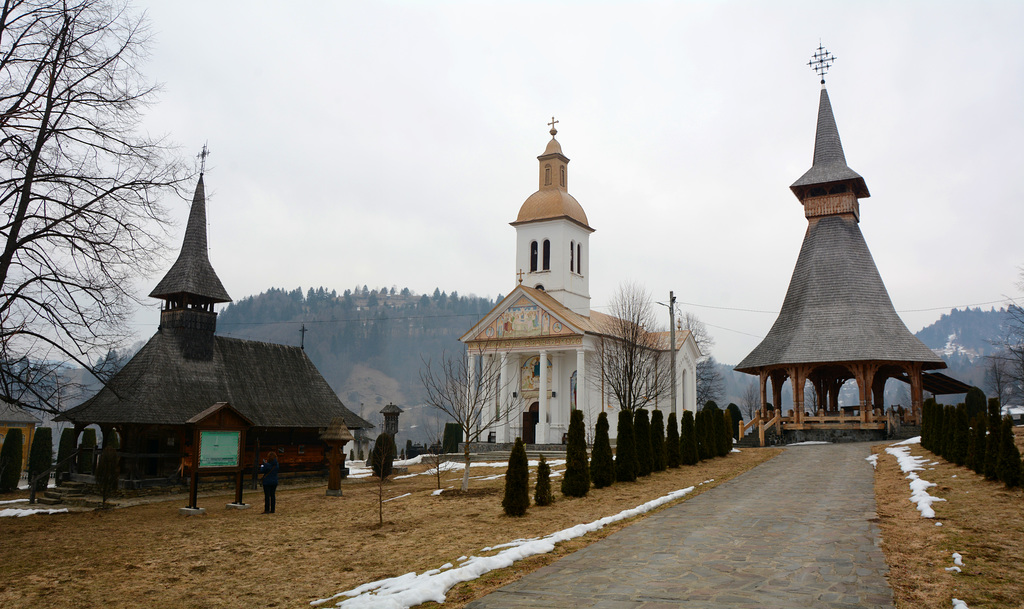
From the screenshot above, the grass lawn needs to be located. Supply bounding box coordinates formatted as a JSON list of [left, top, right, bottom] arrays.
[[0, 447, 778, 609], [872, 428, 1024, 609]]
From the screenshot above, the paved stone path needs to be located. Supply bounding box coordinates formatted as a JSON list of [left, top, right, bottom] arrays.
[[466, 443, 893, 608]]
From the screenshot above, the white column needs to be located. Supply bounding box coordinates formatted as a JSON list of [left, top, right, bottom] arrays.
[[539, 350, 549, 444], [467, 352, 477, 442], [576, 348, 586, 414], [498, 353, 509, 443]]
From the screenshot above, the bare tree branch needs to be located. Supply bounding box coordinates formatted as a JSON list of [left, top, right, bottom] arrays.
[[0, 0, 187, 415]]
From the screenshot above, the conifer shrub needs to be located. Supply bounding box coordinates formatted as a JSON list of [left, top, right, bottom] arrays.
[[726, 404, 742, 440], [442, 422, 462, 454], [650, 409, 666, 472], [665, 412, 680, 468], [370, 432, 395, 478], [942, 405, 956, 460], [634, 409, 652, 477], [561, 409, 590, 497], [970, 415, 987, 476], [534, 455, 553, 506], [79, 428, 97, 474], [0, 428, 24, 492], [952, 404, 969, 466], [964, 386, 986, 422], [680, 410, 698, 465], [27, 427, 53, 493], [591, 412, 615, 488], [615, 410, 637, 482], [95, 444, 120, 505], [502, 438, 529, 516], [997, 417, 1022, 488], [712, 406, 727, 457], [985, 398, 1001, 479], [55, 428, 75, 486], [722, 410, 734, 457], [693, 410, 706, 461]]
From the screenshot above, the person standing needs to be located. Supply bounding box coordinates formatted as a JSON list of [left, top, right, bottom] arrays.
[[259, 451, 279, 513]]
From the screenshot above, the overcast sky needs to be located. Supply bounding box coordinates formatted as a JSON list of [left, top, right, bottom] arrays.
[[129, 1, 1024, 365]]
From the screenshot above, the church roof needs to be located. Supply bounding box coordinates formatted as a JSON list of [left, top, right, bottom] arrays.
[[790, 87, 870, 200], [149, 175, 232, 303], [0, 403, 40, 425], [513, 189, 591, 228], [60, 331, 371, 430], [735, 214, 944, 372]]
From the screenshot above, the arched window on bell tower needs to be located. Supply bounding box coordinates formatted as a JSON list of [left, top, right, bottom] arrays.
[[544, 164, 551, 186], [577, 243, 582, 275], [569, 240, 575, 272], [530, 240, 538, 272], [560, 165, 566, 188], [542, 239, 551, 270]]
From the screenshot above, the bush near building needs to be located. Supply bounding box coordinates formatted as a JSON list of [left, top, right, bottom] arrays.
[[502, 438, 529, 516], [590, 412, 615, 489]]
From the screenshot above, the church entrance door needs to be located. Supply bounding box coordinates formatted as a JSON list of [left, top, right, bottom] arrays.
[[523, 402, 539, 444]]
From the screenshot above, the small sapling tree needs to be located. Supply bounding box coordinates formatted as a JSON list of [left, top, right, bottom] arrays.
[[502, 438, 529, 516], [561, 409, 590, 497], [371, 432, 396, 525], [590, 412, 615, 489]]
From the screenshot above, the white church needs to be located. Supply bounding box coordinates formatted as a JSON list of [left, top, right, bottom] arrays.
[[460, 123, 700, 445]]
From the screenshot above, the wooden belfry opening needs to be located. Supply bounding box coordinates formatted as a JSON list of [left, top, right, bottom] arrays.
[[735, 48, 946, 445]]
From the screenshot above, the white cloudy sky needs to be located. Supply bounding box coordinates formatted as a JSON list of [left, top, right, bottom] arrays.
[[129, 1, 1024, 365]]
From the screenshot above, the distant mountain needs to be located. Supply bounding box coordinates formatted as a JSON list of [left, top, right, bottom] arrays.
[[216, 285, 497, 443], [914, 307, 1007, 360]]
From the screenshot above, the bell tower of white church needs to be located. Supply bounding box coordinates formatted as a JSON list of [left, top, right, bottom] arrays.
[[511, 119, 594, 316]]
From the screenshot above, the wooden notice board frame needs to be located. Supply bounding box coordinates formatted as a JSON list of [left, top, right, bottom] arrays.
[[186, 402, 252, 509]]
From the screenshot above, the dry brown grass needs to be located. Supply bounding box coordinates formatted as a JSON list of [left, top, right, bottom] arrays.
[[872, 429, 1024, 609], [0, 448, 778, 609]]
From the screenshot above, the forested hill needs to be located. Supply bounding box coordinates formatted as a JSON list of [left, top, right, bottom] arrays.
[[913, 307, 1007, 359], [216, 286, 497, 421]]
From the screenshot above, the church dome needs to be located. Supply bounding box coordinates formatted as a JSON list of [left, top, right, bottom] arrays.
[[515, 189, 590, 227]]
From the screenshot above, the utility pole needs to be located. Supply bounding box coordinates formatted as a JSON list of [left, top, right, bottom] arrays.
[[669, 291, 677, 414]]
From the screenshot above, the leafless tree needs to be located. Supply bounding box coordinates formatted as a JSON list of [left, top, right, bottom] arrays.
[[420, 348, 520, 491], [0, 0, 186, 415], [804, 382, 819, 414], [739, 379, 759, 421], [594, 282, 673, 413], [984, 353, 1012, 405], [681, 312, 723, 407]]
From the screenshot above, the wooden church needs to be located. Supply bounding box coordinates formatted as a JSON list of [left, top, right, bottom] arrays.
[[59, 173, 370, 487], [735, 49, 946, 443]]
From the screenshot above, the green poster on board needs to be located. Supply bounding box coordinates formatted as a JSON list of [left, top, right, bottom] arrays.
[[199, 430, 240, 468]]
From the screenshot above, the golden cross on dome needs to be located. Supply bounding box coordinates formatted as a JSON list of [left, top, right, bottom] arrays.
[[548, 116, 559, 135], [517, 269, 525, 284], [808, 43, 836, 84]]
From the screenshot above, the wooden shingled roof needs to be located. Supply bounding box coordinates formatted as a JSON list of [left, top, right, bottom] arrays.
[[60, 331, 371, 430], [735, 214, 945, 372], [149, 175, 231, 304]]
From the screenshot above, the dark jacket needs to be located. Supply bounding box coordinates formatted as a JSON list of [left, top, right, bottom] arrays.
[[259, 459, 279, 486]]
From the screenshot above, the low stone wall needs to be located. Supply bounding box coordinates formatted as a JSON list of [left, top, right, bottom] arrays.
[[783, 428, 886, 444]]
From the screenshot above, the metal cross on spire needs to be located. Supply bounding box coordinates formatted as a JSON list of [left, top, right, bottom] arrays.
[[548, 116, 559, 136], [197, 143, 211, 174], [808, 43, 836, 84]]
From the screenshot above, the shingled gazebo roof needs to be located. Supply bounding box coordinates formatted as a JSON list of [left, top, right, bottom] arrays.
[[60, 331, 371, 430], [149, 175, 231, 303], [736, 84, 944, 374]]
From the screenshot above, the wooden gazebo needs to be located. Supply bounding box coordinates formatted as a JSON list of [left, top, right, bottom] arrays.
[[735, 67, 945, 444]]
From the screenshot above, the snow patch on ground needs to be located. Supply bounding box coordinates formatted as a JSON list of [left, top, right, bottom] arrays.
[[786, 441, 830, 446], [889, 436, 921, 446], [0, 498, 29, 505], [952, 599, 969, 609], [311, 485, 703, 609], [885, 445, 945, 518], [1, 507, 68, 518], [865, 454, 878, 470]]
